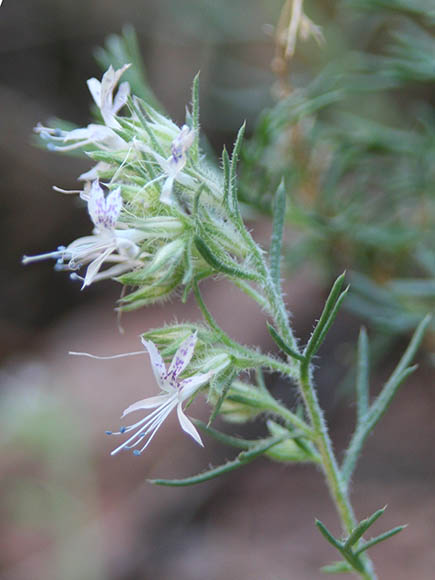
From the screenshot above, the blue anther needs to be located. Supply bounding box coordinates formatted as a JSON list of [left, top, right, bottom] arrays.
[[105, 430, 112, 435], [133, 450, 141, 456], [120, 426, 127, 434], [53, 128, 63, 137], [47, 143, 57, 151]]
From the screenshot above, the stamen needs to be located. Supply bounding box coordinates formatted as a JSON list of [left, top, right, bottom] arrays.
[[22, 249, 63, 264], [110, 397, 176, 455], [53, 186, 84, 194], [69, 350, 147, 359]]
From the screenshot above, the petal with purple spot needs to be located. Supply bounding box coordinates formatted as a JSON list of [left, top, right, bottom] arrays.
[[167, 332, 198, 379]]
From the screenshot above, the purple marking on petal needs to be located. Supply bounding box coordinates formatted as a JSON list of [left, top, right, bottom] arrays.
[[88, 181, 122, 230]]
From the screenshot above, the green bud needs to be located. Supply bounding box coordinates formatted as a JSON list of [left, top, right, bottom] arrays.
[[265, 420, 317, 463], [144, 238, 185, 277]]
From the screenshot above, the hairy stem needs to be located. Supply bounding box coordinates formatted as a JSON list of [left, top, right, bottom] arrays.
[[237, 245, 377, 578]]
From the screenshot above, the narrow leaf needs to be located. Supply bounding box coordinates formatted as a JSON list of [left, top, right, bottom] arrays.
[[303, 273, 347, 362], [355, 525, 406, 555], [269, 179, 287, 289], [385, 314, 431, 381], [193, 280, 236, 348], [315, 520, 343, 551], [194, 236, 258, 280], [267, 322, 305, 362], [149, 436, 284, 486], [342, 313, 430, 485], [208, 369, 237, 426], [312, 287, 349, 357], [190, 72, 200, 163], [342, 367, 417, 483], [229, 122, 246, 216], [356, 327, 370, 421], [194, 419, 262, 450], [344, 506, 386, 549], [222, 147, 231, 210]]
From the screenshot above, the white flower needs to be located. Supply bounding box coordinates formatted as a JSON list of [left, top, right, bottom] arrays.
[[35, 123, 128, 152], [22, 180, 143, 288], [106, 332, 212, 455], [139, 124, 196, 205], [34, 65, 131, 151], [160, 124, 196, 204], [87, 64, 131, 129]]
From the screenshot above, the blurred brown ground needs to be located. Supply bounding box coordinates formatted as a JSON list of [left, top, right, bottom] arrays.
[[1, 1, 434, 579]]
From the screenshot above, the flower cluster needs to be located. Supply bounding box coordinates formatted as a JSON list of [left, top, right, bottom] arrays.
[[25, 64, 252, 308]]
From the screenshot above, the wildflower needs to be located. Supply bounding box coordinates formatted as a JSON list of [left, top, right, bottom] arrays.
[[106, 332, 212, 455], [87, 64, 131, 129], [139, 124, 196, 205], [160, 124, 196, 204], [22, 180, 143, 288], [35, 123, 128, 152]]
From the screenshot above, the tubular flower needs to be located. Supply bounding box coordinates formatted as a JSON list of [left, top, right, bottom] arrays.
[[34, 64, 131, 151], [22, 180, 144, 288], [87, 64, 131, 129], [160, 124, 196, 204], [140, 124, 196, 205], [35, 123, 128, 152], [106, 332, 213, 455]]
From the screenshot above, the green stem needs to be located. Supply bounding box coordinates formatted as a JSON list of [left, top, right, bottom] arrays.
[[214, 208, 379, 577], [299, 362, 356, 531], [242, 247, 377, 578], [295, 362, 376, 579], [234, 229, 300, 357]]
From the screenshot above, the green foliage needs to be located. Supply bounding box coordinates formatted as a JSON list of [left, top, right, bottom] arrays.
[[341, 314, 431, 483], [318, 506, 406, 575], [149, 435, 286, 486], [238, 0, 435, 343]]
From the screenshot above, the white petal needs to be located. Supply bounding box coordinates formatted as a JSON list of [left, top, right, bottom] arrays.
[[84, 124, 127, 150], [82, 246, 115, 288], [63, 127, 93, 142], [87, 180, 106, 227], [159, 176, 174, 205], [141, 337, 167, 388], [179, 372, 213, 400], [79, 162, 112, 182], [89, 261, 136, 283], [167, 332, 198, 379], [87, 77, 102, 107], [177, 403, 203, 446], [113, 81, 130, 114], [113, 64, 131, 84], [100, 65, 116, 107], [104, 187, 123, 228], [121, 394, 171, 417]]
